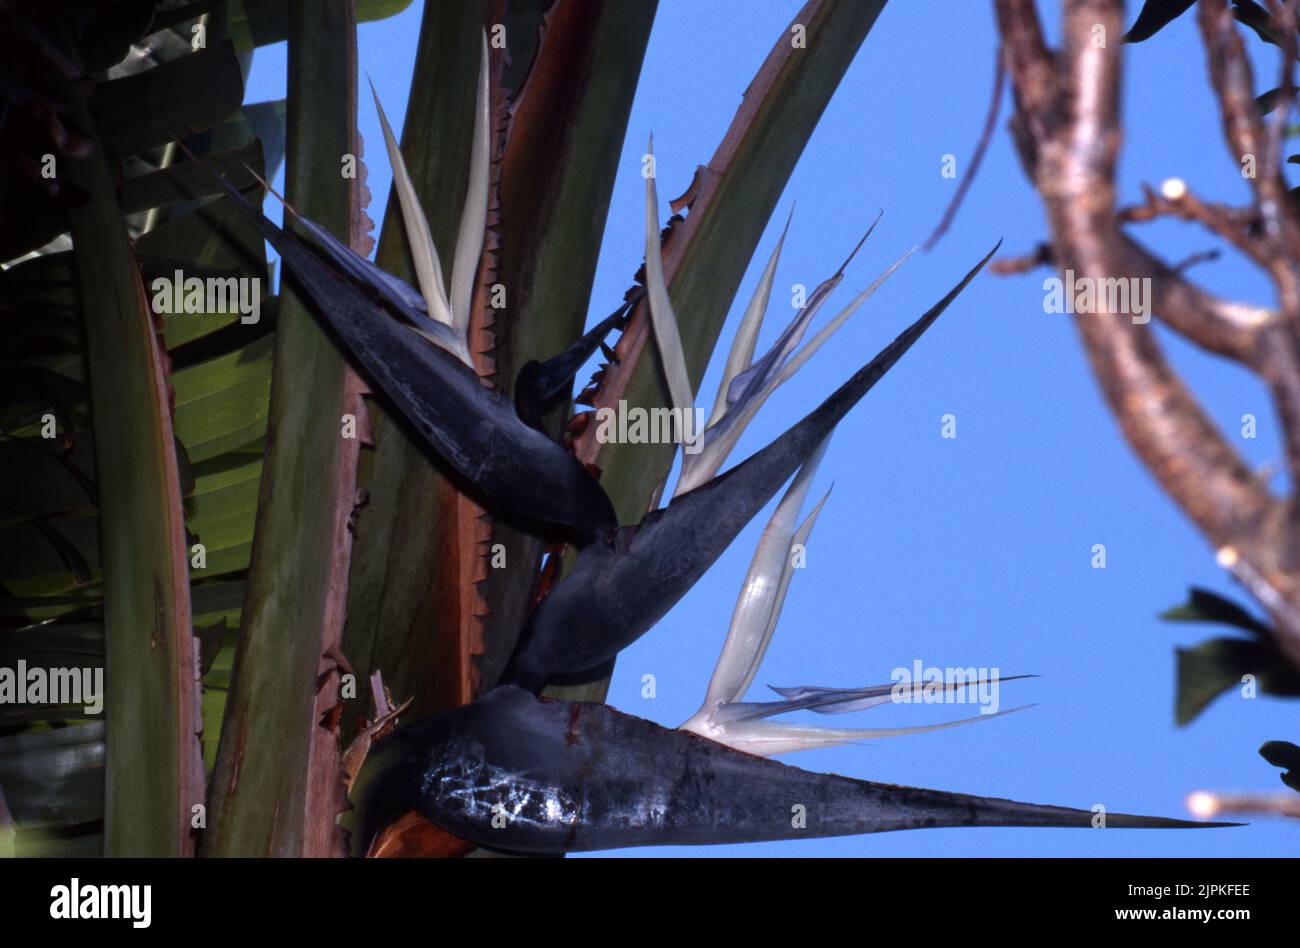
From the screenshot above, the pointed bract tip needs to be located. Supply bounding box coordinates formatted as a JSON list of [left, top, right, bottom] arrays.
[[834, 212, 883, 277], [366, 74, 386, 113], [238, 162, 296, 216], [174, 138, 293, 215]]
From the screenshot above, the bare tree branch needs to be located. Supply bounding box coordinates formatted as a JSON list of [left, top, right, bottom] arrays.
[[993, 0, 1300, 667], [1111, 230, 1269, 361], [925, 51, 1006, 250], [1199, 0, 1300, 312], [1263, 0, 1299, 178], [1170, 247, 1222, 273], [1199, 0, 1300, 544], [991, 240, 1054, 274], [1188, 788, 1300, 819], [1122, 183, 1265, 267], [996, 3, 1271, 363]]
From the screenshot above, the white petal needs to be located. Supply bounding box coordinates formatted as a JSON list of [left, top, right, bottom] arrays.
[[733, 487, 830, 699], [692, 438, 830, 720], [643, 138, 698, 455], [451, 31, 491, 341], [699, 705, 1032, 757], [675, 246, 912, 494], [368, 78, 456, 339]]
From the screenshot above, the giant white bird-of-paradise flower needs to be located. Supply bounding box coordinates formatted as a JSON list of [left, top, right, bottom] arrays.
[[189, 117, 999, 685], [346, 431, 1231, 856], [679, 437, 1031, 756], [177, 64, 1235, 854], [347, 437, 1235, 855], [640, 139, 915, 497], [509, 247, 996, 684], [368, 33, 491, 368]]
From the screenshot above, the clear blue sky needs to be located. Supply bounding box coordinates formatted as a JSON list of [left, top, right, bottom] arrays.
[[247, 1, 1300, 856]]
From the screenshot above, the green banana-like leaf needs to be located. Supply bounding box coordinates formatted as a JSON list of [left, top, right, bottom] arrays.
[[171, 335, 274, 462], [119, 141, 265, 215], [0, 6, 282, 855], [0, 723, 104, 857], [202, 101, 290, 182], [92, 41, 245, 160], [63, 85, 202, 857], [135, 178, 271, 349], [205, 0, 366, 858], [226, 0, 414, 51], [184, 450, 264, 577]]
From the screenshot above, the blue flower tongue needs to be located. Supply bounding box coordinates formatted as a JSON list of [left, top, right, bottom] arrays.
[[722, 218, 875, 418], [380, 686, 1236, 854]]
